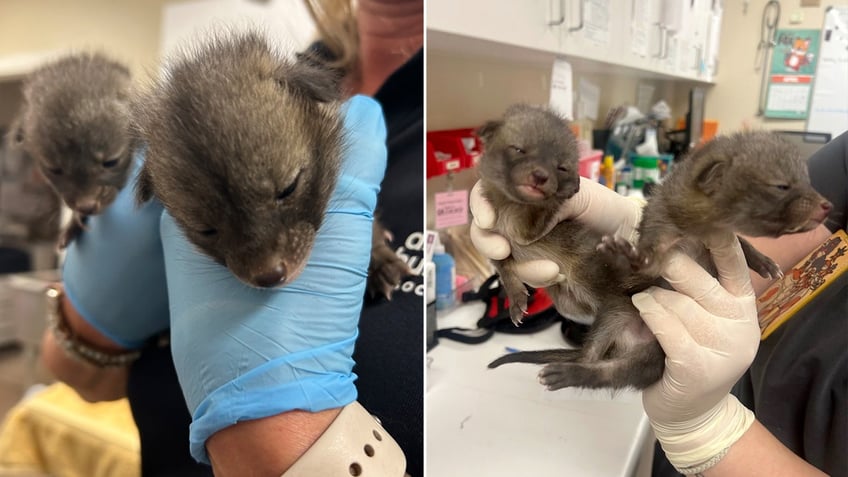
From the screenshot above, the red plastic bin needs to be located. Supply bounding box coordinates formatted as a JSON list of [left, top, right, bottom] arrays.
[[426, 128, 482, 178], [579, 150, 603, 181]]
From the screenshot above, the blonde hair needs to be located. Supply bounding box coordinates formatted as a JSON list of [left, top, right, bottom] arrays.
[[304, 0, 359, 78]]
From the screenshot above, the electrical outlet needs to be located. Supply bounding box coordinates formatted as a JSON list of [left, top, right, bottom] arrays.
[[789, 11, 804, 24]]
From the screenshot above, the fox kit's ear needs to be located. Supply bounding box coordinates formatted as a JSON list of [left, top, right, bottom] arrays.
[[134, 162, 154, 205], [476, 120, 503, 144], [694, 153, 731, 197], [276, 59, 340, 104]]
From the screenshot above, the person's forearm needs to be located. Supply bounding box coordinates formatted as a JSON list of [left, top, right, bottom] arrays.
[[206, 408, 340, 477], [744, 224, 833, 296], [40, 329, 128, 401], [703, 419, 827, 477], [39, 292, 129, 402]]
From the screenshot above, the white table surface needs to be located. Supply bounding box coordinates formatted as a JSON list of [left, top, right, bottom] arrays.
[[426, 302, 651, 477]]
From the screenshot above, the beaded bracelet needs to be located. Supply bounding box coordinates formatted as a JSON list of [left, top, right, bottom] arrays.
[[45, 286, 141, 368], [675, 447, 731, 476]]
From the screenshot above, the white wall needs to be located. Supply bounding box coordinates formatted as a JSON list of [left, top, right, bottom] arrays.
[[0, 0, 319, 129], [0, 0, 171, 81]]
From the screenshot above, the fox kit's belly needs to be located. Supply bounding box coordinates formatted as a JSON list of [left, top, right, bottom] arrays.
[[507, 229, 600, 324]]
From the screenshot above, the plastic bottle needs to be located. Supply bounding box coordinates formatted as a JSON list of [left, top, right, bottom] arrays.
[[631, 156, 660, 189], [432, 243, 455, 310], [600, 155, 615, 189], [425, 261, 436, 305]]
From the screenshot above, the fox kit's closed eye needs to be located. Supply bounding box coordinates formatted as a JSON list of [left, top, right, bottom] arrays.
[[9, 52, 135, 248]]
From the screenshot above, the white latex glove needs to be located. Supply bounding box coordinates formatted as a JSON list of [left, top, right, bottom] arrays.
[[469, 178, 644, 287], [632, 232, 759, 473]]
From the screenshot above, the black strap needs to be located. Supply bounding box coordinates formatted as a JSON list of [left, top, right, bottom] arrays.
[[437, 275, 563, 344]]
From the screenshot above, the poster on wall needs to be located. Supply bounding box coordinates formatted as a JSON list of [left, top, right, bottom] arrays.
[[764, 29, 822, 119]]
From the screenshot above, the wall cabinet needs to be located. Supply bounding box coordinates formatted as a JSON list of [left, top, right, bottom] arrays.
[[428, 0, 722, 83]]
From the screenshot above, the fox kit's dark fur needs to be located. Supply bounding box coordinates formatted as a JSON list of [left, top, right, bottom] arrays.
[[599, 131, 833, 284], [485, 113, 832, 391], [134, 33, 342, 288], [10, 52, 134, 248], [134, 32, 409, 293], [479, 104, 665, 389]]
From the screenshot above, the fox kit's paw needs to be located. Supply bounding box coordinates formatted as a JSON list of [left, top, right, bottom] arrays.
[[368, 221, 412, 300], [507, 289, 529, 326], [538, 362, 586, 391], [749, 254, 783, 281], [57, 217, 88, 250], [597, 235, 649, 272], [740, 241, 784, 280], [367, 247, 412, 300]]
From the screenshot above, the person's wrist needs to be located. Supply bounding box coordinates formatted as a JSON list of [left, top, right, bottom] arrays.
[[46, 284, 142, 367], [653, 395, 755, 474], [206, 408, 341, 476], [56, 285, 128, 353], [280, 402, 406, 477]]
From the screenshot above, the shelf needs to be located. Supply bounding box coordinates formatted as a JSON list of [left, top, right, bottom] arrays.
[[428, 29, 715, 85]]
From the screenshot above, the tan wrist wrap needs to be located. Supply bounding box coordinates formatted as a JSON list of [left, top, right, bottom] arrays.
[[281, 401, 406, 477], [655, 395, 755, 473]]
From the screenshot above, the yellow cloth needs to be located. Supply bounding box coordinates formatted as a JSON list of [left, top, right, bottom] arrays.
[[0, 382, 139, 477]]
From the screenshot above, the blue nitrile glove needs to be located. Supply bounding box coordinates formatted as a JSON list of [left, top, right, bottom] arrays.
[[62, 152, 169, 348], [160, 95, 387, 463]]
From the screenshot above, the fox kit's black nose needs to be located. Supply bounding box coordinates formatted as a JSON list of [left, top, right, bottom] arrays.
[[531, 170, 549, 186], [254, 266, 288, 288]]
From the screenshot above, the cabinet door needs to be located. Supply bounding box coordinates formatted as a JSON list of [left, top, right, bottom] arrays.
[[619, 0, 665, 72], [428, 0, 561, 54], [702, 4, 723, 81], [558, 0, 626, 64], [658, 0, 687, 75], [673, 0, 710, 78]]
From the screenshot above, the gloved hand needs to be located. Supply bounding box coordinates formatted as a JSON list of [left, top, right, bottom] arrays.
[[160, 95, 386, 464], [468, 178, 644, 287], [62, 153, 169, 348], [633, 232, 759, 473]]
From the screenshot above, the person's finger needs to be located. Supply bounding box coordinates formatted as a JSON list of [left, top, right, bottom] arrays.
[[645, 287, 729, 350], [513, 260, 564, 288], [469, 223, 511, 260], [661, 251, 735, 313], [703, 232, 755, 298], [632, 290, 698, 358], [469, 181, 496, 230], [557, 178, 644, 241]]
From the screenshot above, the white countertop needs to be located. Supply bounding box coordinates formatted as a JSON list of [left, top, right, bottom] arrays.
[[426, 302, 651, 477]]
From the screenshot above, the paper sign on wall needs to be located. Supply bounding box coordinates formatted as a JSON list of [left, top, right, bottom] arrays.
[[636, 83, 656, 114], [584, 0, 611, 45], [578, 78, 601, 120], [549, 57, 574, 120], [434, 190, 469, 229]]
